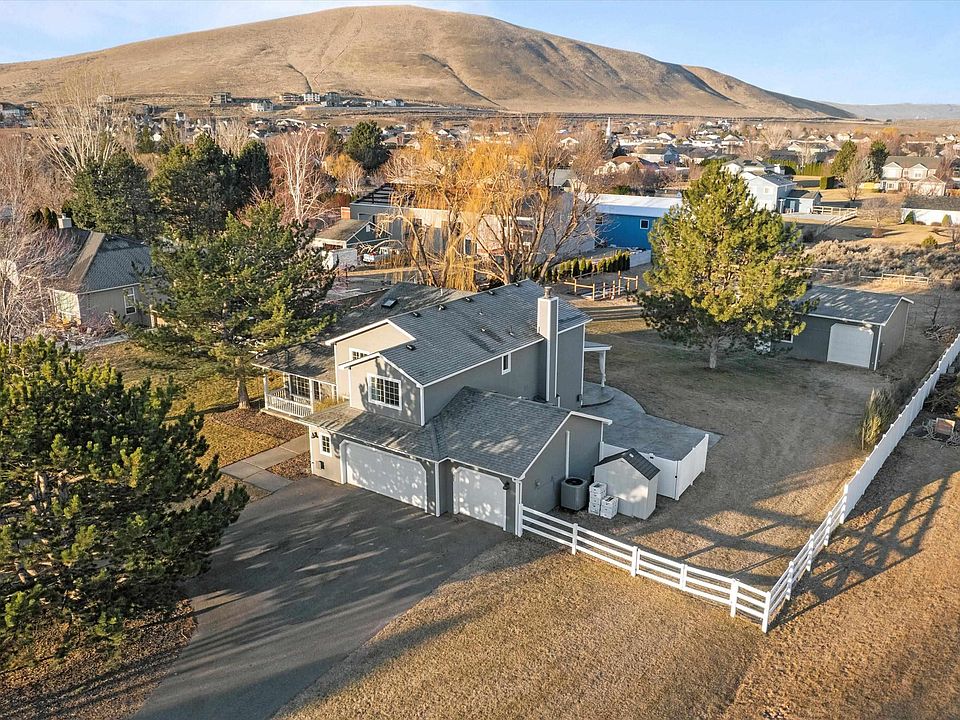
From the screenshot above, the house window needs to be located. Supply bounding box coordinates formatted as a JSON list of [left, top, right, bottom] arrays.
[[123, 287, 137, 315], [501, 352, 512, 375], [368, 375, 401, 408], [350, 348, 370, 362], [639, 219, 650, 230], [318, 432, 332, 455], [289, 375, 311, 398]]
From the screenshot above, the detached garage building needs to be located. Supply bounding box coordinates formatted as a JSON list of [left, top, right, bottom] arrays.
[[783, 285, 912, 370]]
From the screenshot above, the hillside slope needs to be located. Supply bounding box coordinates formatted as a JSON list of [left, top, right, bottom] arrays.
[[0, 5, 852, 118]]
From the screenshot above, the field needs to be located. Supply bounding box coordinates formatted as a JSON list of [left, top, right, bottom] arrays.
[[278, 280, 960, 720]]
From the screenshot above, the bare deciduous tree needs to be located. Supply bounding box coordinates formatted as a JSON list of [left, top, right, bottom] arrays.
[[0, 226, 70, 346], [327, 153, 366, 195], [268, 130, 333, 224], [214, 119, 252, 157], [37, 69, 124, 181], [842, 157, 870, 202], [861, 196, 898, 238]]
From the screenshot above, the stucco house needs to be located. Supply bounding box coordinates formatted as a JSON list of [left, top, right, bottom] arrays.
[[780, 285, 912, 370], [880, 157, 946, 196], [48, 228, 153, 328], [255, 280, 711, 531], [901, 195, 960, 225]]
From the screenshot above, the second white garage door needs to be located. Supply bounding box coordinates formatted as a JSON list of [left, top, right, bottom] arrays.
[[343, 442, 426, 510], [454, 468, 506, 529], [827, 323, 874, 368]]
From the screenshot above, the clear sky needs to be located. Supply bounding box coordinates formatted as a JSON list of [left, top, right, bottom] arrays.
[[1, 0, 955, 105]]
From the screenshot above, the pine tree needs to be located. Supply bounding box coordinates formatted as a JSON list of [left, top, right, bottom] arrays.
[[639, 165, 810, 369], [345, 121, 389, 172], [235, 140, 271, 202], [0, 339, 246, 656], [867, 140, 889, 180], [71, 149, 158, 240], [830, 140, 857, 177], [139, 202, 335, 407]]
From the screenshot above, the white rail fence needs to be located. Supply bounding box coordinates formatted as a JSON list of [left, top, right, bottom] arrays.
[[522, 333, 960, 632], [803, 266, 932, 285], [519, 507, 770, 627]]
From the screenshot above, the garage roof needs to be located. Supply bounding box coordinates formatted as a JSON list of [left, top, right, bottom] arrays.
[[305, 387, 608, 479], [801, 285, 911, 325]]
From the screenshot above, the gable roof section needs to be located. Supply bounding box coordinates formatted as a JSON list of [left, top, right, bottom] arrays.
[[598, 449, 660, 479], [314, 218, 370, 244], [746, 172, 795, 187], [902, 195, 960, 211], [380, 280, 590, 386], [305, 387, 607, 479], [800, 285, 911, 325], [56, 230, 151, 294], [884, 156, 939, 170]]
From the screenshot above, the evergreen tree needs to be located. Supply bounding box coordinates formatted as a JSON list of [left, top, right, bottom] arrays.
[[639, 165, 810, 369], [71, 149, 157, 240], [345, 121, 389, 172], [0, 339, 246, 656], [867, 140, 889, 180], [151, 134, 235, 241], [830, 140, 857, 177], [235, 140, 272, 203], [140, 202, 335, 407]]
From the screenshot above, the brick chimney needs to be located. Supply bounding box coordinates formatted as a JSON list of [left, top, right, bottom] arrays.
[[537, 285, 559, 405]]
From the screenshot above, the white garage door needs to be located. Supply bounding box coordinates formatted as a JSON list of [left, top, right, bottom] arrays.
[[454, 468, 506, 529], [343, 442, 426, 510], [827, 323, 874, 368]]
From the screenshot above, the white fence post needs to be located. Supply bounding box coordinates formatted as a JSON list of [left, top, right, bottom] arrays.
[[824, 508, 833, 547], [761, 596, 770, 633], [571, 524, 579, 555], [631, 546, 639, 577], [806, 534, 815, 572], [729, 580, 740, 618], [679, 564, 688, 590], [785, 560, 795, 601]]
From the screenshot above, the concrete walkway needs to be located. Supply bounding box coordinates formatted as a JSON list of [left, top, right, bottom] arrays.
[[135, 477, 503, 720], [221, 435, 309, 493]]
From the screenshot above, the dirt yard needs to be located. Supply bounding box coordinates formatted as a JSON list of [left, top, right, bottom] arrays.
[[277, 430, 960, 720], [568, 281, 954, 585]]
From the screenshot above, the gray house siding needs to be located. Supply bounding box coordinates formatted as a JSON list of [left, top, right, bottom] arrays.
[[333, 323, 412, 391], [54, 285, 150, 327], [346, 355, 421, 424], [877, 300, 910, 367], [421, 342, 541, 420], [521, 414, 603, 513], [556, 325, 585, 409], [783, 315, 836, 362]]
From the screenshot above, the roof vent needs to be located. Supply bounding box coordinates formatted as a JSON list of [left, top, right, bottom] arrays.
[[406, 343, 416, 351], [463, 296, 473, 303], [508, 330, 515, 337], [438, 304, 446, 310], [480, 327, 487, 333], [515, 281, 522, 287], [487, 289, 496, 296], [381, 297, 397, 309], [411, 310, 421, 317]]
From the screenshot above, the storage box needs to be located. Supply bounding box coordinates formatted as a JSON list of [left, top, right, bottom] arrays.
[[589, 481, 607, 498], [599, 495, 619, 519]]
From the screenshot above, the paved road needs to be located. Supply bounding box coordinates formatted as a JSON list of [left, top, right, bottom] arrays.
[[136, 478, 503, 720]]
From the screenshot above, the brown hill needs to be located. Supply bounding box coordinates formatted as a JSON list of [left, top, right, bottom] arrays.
[[0, 5, 851, 118]]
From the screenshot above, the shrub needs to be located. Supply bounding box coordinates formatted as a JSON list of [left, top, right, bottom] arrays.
[[944, 215, 953, 228], [921, 235, 938, 249], [860, 388, 894, 449], [819, 175, 836, 190], [903, 211, 916, 224]]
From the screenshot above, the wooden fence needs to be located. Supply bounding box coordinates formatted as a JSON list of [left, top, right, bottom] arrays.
[[563, 272, 643, 301], [804, 267, 932, 285], [521, 333, 960, 632]]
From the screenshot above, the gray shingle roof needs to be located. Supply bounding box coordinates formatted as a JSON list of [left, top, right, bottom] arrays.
[[382, 280, 590, 385], [802, 285, 908, 325], [254, 283, 470, 377], [598, 449, 660, 479], [305, 387, 600, 478], [315, 219, 370, 244], [57, 230, 151, 294], [902, 195, 960, 211]]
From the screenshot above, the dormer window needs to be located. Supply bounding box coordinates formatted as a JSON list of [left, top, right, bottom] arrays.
[[369, 375, 401, 408], [501, 352, 512, 375], [351, 348, 370, 361]]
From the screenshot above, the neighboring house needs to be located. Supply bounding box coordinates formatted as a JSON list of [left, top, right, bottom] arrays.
[[781, 189, 823, 214], [48, 227, 153, 328], [311, 219, 378, 250], [880, 157, 946, 196], [256, 281, 710, 531], [590, 194, 682, 250], [741, 172, 797, 212], [901, 195, 960, 225], [780, 285, 912, 370]]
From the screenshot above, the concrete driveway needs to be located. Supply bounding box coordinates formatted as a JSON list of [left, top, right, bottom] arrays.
[[136, 477, 503, 720]]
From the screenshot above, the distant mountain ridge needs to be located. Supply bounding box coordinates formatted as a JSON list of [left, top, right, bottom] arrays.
[[832, 103, 960, 120], [0, 4, 854, 118]]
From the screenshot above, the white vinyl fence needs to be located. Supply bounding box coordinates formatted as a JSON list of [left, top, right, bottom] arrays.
[[522, 333, 960, 632]]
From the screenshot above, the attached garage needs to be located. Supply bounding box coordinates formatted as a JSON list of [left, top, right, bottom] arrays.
[[453, 467, 507, 529], [826, 323, 874, 368], [342, 442, 427, 510]]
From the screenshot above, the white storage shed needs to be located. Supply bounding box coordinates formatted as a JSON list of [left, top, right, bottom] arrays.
[[594, 450, 660, 519]]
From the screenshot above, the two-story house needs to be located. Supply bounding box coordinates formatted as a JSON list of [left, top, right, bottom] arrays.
[[880, 157, 946, 196], [255, 281, 710, 532]]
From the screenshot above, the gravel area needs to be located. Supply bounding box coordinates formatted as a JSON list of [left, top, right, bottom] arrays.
[[269, 452, 312, 481], [212, 407, 304, 441]]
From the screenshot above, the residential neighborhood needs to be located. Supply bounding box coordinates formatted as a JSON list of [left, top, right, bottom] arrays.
[[2, 3, 960, 720]]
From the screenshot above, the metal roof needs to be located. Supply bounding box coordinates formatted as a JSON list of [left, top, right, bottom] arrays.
[[381, 280, 590, 386], [801, 285, 910, 325]]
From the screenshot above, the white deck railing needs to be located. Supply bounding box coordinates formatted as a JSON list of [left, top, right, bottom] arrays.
[[263, 388, 312, 419]]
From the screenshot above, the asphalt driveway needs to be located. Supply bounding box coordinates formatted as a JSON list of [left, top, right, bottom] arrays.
[[136, 477, 504, 720]]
